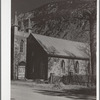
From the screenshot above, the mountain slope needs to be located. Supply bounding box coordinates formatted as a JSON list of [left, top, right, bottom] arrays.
[[17, 0, 95, 43]]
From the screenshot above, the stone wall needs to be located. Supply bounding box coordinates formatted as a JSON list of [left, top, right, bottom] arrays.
[[48, 57, 89, 78], [13, 34, 27, 79]]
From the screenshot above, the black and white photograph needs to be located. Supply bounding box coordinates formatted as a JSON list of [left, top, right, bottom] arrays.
[[10, 0, 97, 100]]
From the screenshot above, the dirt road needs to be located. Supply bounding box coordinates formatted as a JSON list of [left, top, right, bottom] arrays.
[[11, 81, 96, 100]]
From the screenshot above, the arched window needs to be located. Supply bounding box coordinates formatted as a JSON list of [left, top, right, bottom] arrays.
[[18, 21, 21, 30], [87, 62, 90, 75], [20, 40, 24, 52], [74, 61, 79, 73], [61, 60, 65, 73]]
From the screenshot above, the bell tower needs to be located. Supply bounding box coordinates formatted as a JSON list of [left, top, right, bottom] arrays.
[[11, 11, 19, 80]]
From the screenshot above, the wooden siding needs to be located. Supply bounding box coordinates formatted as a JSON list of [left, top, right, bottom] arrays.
[[26, 34, 48, 80]]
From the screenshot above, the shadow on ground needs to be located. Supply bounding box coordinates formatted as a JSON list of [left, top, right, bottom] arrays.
[[33, 88, 96, 100]]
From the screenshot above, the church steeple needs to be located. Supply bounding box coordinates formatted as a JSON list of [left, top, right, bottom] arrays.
[[14, 12, 18, 26], [13, 11, 19, 34], [21, 19, 25, 31], [27, 18, 32, 33]]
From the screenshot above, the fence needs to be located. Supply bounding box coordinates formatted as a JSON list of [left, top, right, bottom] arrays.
[[62, 75, 96, 86], [49, 73, 96, 86]]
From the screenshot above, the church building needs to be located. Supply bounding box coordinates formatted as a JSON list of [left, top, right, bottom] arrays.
[[11, 12, 90, 80]]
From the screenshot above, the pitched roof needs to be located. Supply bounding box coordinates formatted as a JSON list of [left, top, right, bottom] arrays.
[[31, 33, 90, 60]]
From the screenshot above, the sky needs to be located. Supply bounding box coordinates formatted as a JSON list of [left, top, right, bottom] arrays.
[[11, 0, 60, 19]]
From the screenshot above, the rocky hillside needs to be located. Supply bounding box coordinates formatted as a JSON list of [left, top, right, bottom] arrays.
[[17, 0, 95, 43]]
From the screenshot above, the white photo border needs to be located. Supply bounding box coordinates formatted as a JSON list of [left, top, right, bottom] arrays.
[[1, 0, 99, 100]]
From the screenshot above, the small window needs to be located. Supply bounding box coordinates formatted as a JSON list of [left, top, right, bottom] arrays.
[[87, 62, 90, 74], [61, 60, 65, 73], [74, 61, 79, 73], [20, 40, 24, 52], [26, 29, 28, 32], [18, 21, 21, 30]]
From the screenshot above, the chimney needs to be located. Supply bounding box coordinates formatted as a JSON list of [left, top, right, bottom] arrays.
[[13, 11, 19, 34], [27, 18, 32, 33]]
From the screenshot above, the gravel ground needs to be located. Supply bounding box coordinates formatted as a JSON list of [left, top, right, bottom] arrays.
[[11, 80, 96, 100]]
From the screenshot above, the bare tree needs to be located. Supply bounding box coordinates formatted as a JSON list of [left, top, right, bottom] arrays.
[[70, 0, 96, 84]]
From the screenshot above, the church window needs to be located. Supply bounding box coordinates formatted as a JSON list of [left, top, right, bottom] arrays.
[[87, 62, 90, 75], [74, 61, 79, 73], [18, 21, 21, 30], [61, 60, 65, 73], [20, 40, 24, 52]]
